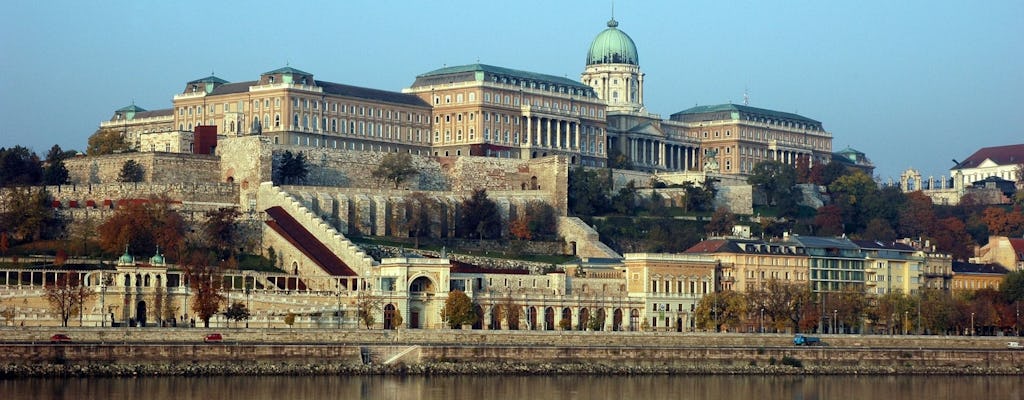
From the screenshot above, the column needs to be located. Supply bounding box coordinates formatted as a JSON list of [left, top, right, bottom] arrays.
[[545, 119, 552, 148], [555, 120, 562, 149], [574, 123, 581, 150], [526, 117, 533, 146], [659, 142, 666, 168]]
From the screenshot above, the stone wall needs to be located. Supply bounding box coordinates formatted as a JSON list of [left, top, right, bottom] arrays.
[[557, 217, 621, 259], [45, 183, 238, 206], [64, 152, 220, 185]]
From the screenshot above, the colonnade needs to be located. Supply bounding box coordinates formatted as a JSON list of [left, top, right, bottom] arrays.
[[625, 137, 700, 171], [523, 116, 602, 156]]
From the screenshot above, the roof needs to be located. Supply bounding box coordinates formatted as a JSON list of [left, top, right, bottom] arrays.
[[953, 144, 1024, 170], [586, 18, 639, 66], [684, 239, 732, 253], [264, 206, 356, 277], [263, 66, 313, 76], [414, 63, 590, 90], [670, 103, 822, 126], [134, 109, 173, 118], [952, 261, 1009, 275], [116, 104, 147, 112], [203, 80, 429, 107], [786, 235, 859, 250], [850, 240, 915, 252], [1011, 238, 1024, 255], [187, 75, 229, 85]]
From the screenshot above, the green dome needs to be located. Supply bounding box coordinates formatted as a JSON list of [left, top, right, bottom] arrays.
[[586, 18, 639, 66], [150, 252, 165, 265], [118, 250, 134, 265]]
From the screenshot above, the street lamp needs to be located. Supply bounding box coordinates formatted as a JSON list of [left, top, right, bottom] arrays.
[[760, 308, 765, 333], [833, 310, 838, 334], [970, 312, 975, 336], [903, 311, 908, 335]]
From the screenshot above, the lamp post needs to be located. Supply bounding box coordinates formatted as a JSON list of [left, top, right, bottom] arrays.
[[903, 311, 908, 335], [760, 307, 765, 334], [970, 312, 975, 336], [833, 309, 838, 334]]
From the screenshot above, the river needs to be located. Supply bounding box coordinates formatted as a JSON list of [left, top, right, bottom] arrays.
[[2, 375, 1022, 400]]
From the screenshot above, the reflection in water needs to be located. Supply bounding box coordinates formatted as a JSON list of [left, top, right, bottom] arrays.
[[2, 375, 1022, 400]]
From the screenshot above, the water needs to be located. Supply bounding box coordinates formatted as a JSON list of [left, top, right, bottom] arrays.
[[2, 375, 1022, 400]]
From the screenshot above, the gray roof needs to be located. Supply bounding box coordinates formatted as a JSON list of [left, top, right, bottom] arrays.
[[205, 80, 429, 107], [670, 103, 822, 127], [786, 235, 859, 250], [413, 63, 591, 91]]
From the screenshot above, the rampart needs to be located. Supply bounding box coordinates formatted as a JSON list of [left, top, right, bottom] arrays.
[[64, 152, 220, 185]]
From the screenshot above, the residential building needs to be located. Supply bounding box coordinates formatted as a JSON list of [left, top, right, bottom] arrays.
[[973, 236, 1024, 272], [853, 240, 923, 295], [683, 238, 809, 292], [951, 262, 1009, 291]]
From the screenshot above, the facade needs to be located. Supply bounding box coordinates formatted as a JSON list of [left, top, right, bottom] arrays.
[[622, 253, 718, 332], [684, 238, 809, 293], [951, 262, 1009, 291], [100, 105, 175, 151], [897, 143, 1024, 205], [832, 147, 876, 177], [973, 236, 1024, 272], [852, 240, 923, 295], [580, 18, 833, 176], [404, 64, 609, 166], [785, 236, 865, 293]]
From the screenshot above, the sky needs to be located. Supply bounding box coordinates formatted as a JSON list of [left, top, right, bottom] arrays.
[[1, 0, 1021, 180]]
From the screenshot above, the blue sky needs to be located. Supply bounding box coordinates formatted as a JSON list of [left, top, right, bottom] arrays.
[[1, 0, 1021, 180]]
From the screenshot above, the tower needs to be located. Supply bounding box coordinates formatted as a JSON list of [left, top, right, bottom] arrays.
[[581, 18, 645, 113]]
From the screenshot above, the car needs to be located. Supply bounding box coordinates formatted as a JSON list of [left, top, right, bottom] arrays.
[[203, 333, 223, 343], [1008, 341, 1022, 350], [49, 334, 72, 343]]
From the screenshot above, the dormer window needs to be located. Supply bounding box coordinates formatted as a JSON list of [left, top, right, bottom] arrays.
[[268, 76, 275, 84]]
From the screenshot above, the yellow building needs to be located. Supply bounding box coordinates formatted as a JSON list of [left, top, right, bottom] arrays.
[[404, 64, 609, 166], [683, 238, 809, 293], [853, 240, 924, 295], [951, 262, 1008, 292], [622, 253, 718, 332]]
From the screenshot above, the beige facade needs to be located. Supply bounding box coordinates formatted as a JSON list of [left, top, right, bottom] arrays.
[[404, 64, 608, 167], [855, 241, 924, 296], [99, 106, 175, 151], [622, 253, 718, 332], [683, 238, 808, 293], [973, 236, 1024, 271]]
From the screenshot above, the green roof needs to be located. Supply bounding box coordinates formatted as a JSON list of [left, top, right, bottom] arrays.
[[263, 66, 313, 76], [187, 75, 229, 85], [415, 63, 590, 90], [671, 104, 822, 126], [586, 18, 639, 66], [116, 104, 147, 112]]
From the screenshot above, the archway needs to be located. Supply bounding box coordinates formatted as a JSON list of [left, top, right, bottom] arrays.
[[578, 308, 590, 331], [472, 305, 484, 330], [410, 307, 420, 329], [490, 305, 502, 330], [630, 309, 640, 331], [544, 307, 555, 330], [409, 276, 435, 293], [136, 301, 147, 327], [527, 306, 537, 330], [383, 303, 396, 330], [561, 308, 572, 330], [595, 308, 606, 331], [613, 309, 623, 331]]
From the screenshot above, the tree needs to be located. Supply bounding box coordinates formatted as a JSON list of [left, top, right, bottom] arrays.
[[42, 144, 72, 186], [117, 159, 145, 182], [862, 218, 897, 241], [567, 166, 611, 218], [682, 180, 717, 213], [705, 208, 737, 237], [86, 127, 129, 155], [0, 186, 55, 243], [761, 279, 813, 333], [357, 294, 381, 329], [44, 272, 94, 327], [695, 290, 746, 332], [828, 170, 881, 234], [223, 302, 251, 328], [457, 189, 502, 240], [898, 191, 937, 238], [610, 181, 638, 215], [931, 217, 974, 261], [510, 200, 557, 241], [812, 204, 844, 236], [0, 146, 43, 186], [747, 161, 797, 215], [1001, 271, 1024, 304], [400, 193, 438, 248], [182, 252, 227, 328], [440, 290, 477, 328], [275, 150, 309, 185], [284, 312, 296, 329], [97, 196, 186, 261], [203, 207, 242, 259], [981, 206, 1024, 237], [372, 152, 418, 189], [391, 309, 404, 329]]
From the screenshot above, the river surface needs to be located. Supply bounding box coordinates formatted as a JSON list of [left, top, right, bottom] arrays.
[[2, 375, 1022, 400]]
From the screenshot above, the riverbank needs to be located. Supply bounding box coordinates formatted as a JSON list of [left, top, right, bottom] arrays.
[[2, 328, 1022, 377]]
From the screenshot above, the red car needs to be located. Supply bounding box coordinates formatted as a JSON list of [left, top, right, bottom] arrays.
[[203, 333, 223, 343], [49, 334, 72, 343]]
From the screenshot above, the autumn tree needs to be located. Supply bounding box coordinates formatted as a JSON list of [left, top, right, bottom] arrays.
[[372, 152, 418, 189], [812, 204, 844, 236], [357, 294, 381, 329], [862, 218, 897, 241], [981, 206, 1024, 237], [761, 279, 813, 333], [510, 200, 557, 241], [694, 290, 746, 332], [899, 191, 938, 238], [457, 189, 502, 240], [98, 197, 186, 260], [44, 272, 94, 327], [0, 186, 56, 243], [832, 286, 868, 333], [705, 207, 737, 237], [86, 127, 129, 155], [182, 252, 227, 328], [440, 290, 477, 328], [930, 217, 974, 261]]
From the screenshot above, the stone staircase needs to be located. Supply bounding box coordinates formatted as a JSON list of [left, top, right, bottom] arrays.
[[361, 344, 422, 365]]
